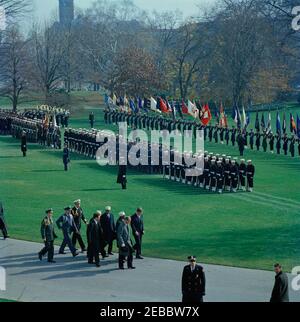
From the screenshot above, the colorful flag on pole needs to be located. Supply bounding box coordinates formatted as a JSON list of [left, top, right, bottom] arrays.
[[159, 98, 169, 113], [219, 103, 228, 128], [266, 111, 272, 133], [261, 113, 266, 131], [290, 113, 297, 133], [182, 100, 189, 115], [282, 112, 286, 134], [276, 112, 281, 135], [200, 103, 212, 126]]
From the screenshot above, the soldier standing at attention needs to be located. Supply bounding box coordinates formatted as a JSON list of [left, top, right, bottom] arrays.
[[182, 256, 206, 303], [38, 209, 57, 263], [71, 199, 87, 253], [63, 143, 70, 171], [0, 201, 9, 239], [56, 206, 79, 257], [270, 264, 289, 302], [249, 129, 254, 150], [21, 130, 27, 157], [89, 112, 95, 128], [246, 160, 255, 192], [117, 159, 127, 190]]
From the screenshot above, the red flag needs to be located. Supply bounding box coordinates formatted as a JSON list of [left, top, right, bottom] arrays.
[[219, 103, 228, 128], [159, 98, 169, 113], [182, 100, 189, 114], [200, 103, 212, 126]]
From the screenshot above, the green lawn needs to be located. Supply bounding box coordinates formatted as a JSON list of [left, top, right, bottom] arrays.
[[1, 104, 300, 271]]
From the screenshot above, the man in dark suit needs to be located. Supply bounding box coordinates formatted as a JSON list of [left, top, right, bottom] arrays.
[[38, 208, 57, 263], [71, 199, 87, 253], [117, 162, 127, 190], [182, 256, 206, 303], [131, 208, 144, 259], [100, 206, 116, 256], [87, 211, 104, 267], [0, 201, 9, 239], [63, 143, 70, 171], [270, 264, 289, 302]]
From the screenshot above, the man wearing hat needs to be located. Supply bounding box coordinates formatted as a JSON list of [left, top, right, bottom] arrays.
[[56, 206, 79, 257], [0, 201, 9, 239], [131, 208, 145, 259], [71, 199, 87, 253], [182, 256, 206, 303], [239, 159, 247, 191], [39, 209, 57, 263], [100, 206, 116, 256]]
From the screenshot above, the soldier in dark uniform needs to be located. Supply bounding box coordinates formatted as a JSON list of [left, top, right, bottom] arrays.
[[239, 159, 247, 191], [63, 143, 70, 171], [182, 256, 206, 303], [290, 137, 295, 157], [131, 207, 144, 259], [0, 201, 9, 239], [117, 160, 127, 190], [255, 132, 261, 151], [269, 133, 275, 153], [216, 160, 224, 194], [38, 208, 57, 263], [21, 130, 27, 157], [262, 132, 268, 152], [246, 160, 255, 192], [225, 128, 230, 145], [231, 127, 236, 146], [249, 129, 254, 150], [89, 112, 95, 128], [230, 160, 239, 192], [87, 211, 104, 267], [100, 206, 116, 256], [283, 134, 288, 155], [71, 199, 87, 252], [270, 264, 289, 303], [237, 132, 245, 156], [276, 134, 281, 154]]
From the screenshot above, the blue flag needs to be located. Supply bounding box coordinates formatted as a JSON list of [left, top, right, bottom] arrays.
[[261, 113, 265, 130], [282, 112, 286, 134], [129, 99, 137, 114], [276, 112, 281, 135], [255, 112, 260, 132], [297, 114, 300, 138]]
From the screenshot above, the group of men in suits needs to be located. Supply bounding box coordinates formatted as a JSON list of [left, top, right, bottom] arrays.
[[38, 200, 145, 269], [104, 109, 300, 158]]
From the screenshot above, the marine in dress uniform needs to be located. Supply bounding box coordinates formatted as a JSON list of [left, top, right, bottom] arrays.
[[239, 159, 247, 191], [63, 143, 70, 171], [246, 160, 255, 192], [71, 199, 87, 252], [182, 256, 206, 303], [38, 208, 57, 263]]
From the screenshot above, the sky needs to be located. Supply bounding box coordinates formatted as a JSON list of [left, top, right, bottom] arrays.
[[32, 0, 215, 22]]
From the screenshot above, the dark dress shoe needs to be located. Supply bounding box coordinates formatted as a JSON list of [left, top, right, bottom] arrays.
[[48, 260, 56, 263], [136, 256, 144, 259], [38, 253, 43, 261], [96, 264, 101, 267], [73, 252, 79, 257], [119, 267, 125, 270], [81, 249, 87, 253], [109, 252, 114, 256], [128, 267, 136, 269], [88, 261, 94, 264]]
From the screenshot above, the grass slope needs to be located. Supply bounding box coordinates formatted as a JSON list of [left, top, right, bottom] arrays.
[[1, 107, 300, 271]]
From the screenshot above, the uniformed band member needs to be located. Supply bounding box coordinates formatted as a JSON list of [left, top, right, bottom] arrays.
[[21, 130, 27, 157], [131, 208, 144, 259], [38, 208, 57, 263], [100, 206, 116, 256], [0, 201, 9, 239], [63, 143, 70, 171], [87, 211, 104, 267], [117, 214, 135, 270], [71, 199, 87, 252], [270, 264, 289, 303], [246, 160, 255, 192], [56, 206, 79, 257], [89, 112, 95, 128], [182, 256, 206, 303]]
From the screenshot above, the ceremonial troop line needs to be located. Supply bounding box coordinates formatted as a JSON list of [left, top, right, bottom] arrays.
[[64, 127, 255, 193], [0, 109, 14, 135], [104, 109, 300, 158], [38, 200, 145, 270]]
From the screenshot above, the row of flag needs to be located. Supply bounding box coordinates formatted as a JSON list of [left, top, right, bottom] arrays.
[[105, 94, 300, 137]]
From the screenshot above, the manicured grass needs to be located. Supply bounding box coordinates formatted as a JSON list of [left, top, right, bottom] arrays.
[[1, 105, 300, 271]]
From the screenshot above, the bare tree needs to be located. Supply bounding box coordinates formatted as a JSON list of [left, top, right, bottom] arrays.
[[0, 26, 29, 111]]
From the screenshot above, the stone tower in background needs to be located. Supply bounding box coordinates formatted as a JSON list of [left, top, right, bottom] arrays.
[[59, 0, 74, 26]]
